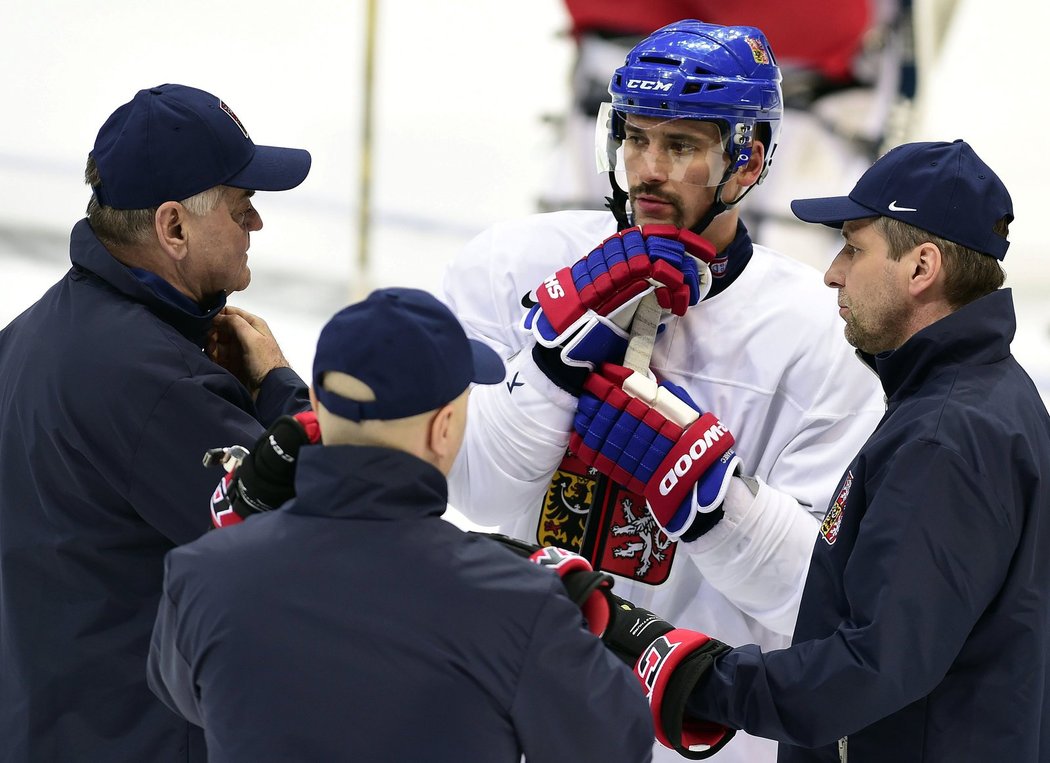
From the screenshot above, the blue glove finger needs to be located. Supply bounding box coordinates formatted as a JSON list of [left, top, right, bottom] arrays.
[[645, 236, 686, 266], [604, 236, 625, 281], [599, 406, 646, 466], [620, 228, 647, 260], [579, 398, 622, 454], [572, 254, 595, 293], [619, 418, 662, 475], [680, 256, 701, 305], [638, 432, 676, 483], [574, 393, 603, 432]]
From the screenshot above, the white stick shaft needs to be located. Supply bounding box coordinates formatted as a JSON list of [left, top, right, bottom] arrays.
[[622, 292, 661, 375]]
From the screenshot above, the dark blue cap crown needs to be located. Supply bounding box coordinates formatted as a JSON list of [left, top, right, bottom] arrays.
[[312, 288, 505, 422], [791, 140, 1013, 260], [90, 84, 311, 209]]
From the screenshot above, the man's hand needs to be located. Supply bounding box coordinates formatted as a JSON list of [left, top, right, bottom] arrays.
[[523, 226, 714, 376], [208, 305, 291, 397], [571, 363, 741, 539], [207, 411, 321, 529], [603, 595, 736, 759]]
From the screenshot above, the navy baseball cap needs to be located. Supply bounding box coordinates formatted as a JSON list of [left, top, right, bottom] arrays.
[[791, 140, 1013, 260], [312, 288, 505, 421], [90, 84, 311, 209]]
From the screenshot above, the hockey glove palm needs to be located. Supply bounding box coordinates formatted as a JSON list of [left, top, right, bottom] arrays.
[[571, 364, 741, 539]]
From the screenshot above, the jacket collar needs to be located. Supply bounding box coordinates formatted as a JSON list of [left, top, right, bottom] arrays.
[[869, 289, 1015, 401], [69, 218, 225, 347], [288, 444, 449, 521]]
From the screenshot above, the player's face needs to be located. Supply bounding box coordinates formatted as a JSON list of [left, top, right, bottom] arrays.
[[621, 115, 730, 229], [183, 187, 263, 300], [824, 219, 912, 354]]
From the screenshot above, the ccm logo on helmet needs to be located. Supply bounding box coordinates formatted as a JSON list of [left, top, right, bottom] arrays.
[[627, 79, 673, 92], [543, 274, 565, 299], [659, 422, 730, 495]]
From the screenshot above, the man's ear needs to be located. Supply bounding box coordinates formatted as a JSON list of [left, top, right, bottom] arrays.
[[155, 201, 188, 261], [427, 403, 456, 461], [908, 242, 943, 298]]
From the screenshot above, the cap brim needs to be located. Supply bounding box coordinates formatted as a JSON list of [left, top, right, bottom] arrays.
[[790, 196, 879, 229], [227, 145, 312, 192], [469, 340, 505, 385]]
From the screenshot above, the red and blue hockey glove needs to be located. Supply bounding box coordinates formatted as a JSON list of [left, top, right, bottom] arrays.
[[478, 533, 615, 637], [205, 410, 321, 529], [603, 594, 735, 759], [523, 225, 715, 372], [570, 364, 741, 539]]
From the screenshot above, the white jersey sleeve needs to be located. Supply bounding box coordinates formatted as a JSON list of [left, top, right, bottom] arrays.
[[442, 212, 614, 525]]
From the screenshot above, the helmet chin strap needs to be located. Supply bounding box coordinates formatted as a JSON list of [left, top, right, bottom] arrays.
[[605, 171, 631, 232]]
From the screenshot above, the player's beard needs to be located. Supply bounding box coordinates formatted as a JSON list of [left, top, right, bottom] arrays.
[[629, 182, 687, 228]]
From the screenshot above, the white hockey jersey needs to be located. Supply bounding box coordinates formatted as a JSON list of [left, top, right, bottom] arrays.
[[442, 210, 885, 763]]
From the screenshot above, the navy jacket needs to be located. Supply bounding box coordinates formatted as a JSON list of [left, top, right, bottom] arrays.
[[686, 289, 1050, 762], [0, 219, 308, 762], [148, 445, 653, 762]]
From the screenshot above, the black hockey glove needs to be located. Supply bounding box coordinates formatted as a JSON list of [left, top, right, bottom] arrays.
[[603, 594, 736, 759], [478, 533, 614, 636], [205, 411, 320, 528]]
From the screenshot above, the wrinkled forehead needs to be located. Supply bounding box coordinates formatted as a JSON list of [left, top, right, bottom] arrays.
[[622, 114, 723, 142]]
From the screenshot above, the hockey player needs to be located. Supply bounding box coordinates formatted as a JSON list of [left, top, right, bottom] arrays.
[[148, 288, 655, 762], [442, 20, 886, 762], [580, 139, 1050, 763]]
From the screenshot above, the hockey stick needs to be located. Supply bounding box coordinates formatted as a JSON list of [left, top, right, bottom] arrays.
[[621, 291, 662, 375]]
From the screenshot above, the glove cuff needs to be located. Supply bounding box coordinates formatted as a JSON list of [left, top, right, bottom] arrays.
[[636, 629, 735, 759], [532, 343, 589, 396]]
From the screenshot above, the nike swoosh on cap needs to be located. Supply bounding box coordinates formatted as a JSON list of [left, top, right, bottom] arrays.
[[888, 200, 918, 212]]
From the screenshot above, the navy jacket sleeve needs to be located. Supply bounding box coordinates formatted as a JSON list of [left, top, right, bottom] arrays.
[[147, 554, 203, 727], [513, 585, 654, 762], [255, 366, 311, 426], [684, 439, 1016, 748], [126, 367, 307, 545]]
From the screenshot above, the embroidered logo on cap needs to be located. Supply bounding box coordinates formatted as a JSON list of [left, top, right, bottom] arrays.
[[888, 200, 917, 212], [218, 100, 250, 139]]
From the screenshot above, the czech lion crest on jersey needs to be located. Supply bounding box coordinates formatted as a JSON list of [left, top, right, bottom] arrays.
[[539, 449, 676, 584]]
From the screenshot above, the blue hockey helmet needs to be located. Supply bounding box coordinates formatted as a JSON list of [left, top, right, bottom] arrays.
[[599, 20, 783, 187]]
